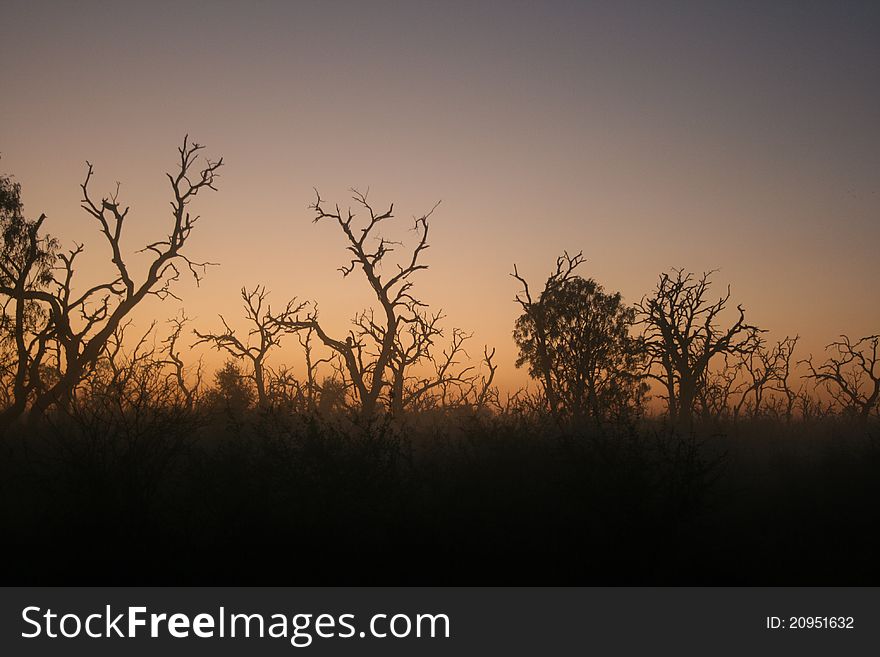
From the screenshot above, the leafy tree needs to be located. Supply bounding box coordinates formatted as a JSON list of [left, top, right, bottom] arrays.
[[0, 170, 58, 418], [512, 252, 645, 425], [205, 360, 255, 416], [1, 171, 57, 288]]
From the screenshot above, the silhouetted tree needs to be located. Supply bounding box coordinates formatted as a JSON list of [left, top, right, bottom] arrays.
[[162, 312, 202, 409], [732, 335, 799, 421], [802, 334, 880, 422], [511, 253, 579, 417], [386, 311, 495, 414], [194, 286, 306, 406], [512, 252, 645, 425], [317, 376, 348, 415], [279, 189, 488, 423], [295, 326, 336, 411], [695, 354, 740, 423], [205, 360, 255, 416], [293, 190, 431, 422], [0, 138, 222, 432], [0, 170, 59, 423], [635, 269, 761, 431], [770, 335, 800, 422]]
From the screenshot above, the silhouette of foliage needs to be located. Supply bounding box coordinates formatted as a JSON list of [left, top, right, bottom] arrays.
[[0, 172, 59, 417], [205, 359, 256, 417], [512, 252, 646, 426]]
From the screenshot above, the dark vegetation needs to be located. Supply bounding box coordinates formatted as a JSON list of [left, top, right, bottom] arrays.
[[1, 140, 878, 584]]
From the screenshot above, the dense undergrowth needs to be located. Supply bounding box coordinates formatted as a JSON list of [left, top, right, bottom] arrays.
[[2, 401, 877, 585]]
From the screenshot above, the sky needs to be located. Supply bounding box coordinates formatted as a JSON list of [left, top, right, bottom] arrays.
[[2, 0, 878, 390]]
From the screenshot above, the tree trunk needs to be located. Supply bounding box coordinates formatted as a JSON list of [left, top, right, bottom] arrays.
[[676, 378, 696, 433]]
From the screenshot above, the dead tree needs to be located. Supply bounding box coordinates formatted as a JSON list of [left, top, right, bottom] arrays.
[[297, 325, 337, 411], [372, 304, 489, 414], [802, 334, 880, 422], [162, 312, 202, 409], [696, 354, 741, 422], [194, 286, 307, 406], [731, 336, 798, 420], [475, 346, 499, 409], [434, 342, 498, 411], [287, 189, 439, 423], [385, 308, 446, 414], [396, 323, 483, 412], [0, 137, 222, 431], [770, 335, 800, 422], [635, 269, 762, 430]]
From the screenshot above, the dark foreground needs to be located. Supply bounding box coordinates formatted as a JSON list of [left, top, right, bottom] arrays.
[[2, 410, 878, 585]]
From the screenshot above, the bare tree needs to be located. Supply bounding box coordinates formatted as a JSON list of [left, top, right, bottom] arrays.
[[770, 335, 800, 422], [635, 269, 762, 431], [297, 325, 337, 412], [802, 334, 880, 422], [194, 286, 307, 406], [732, 335, 798, 421], [0, 137, 222, 432], [474, 345, 499, 410], [795, 382, 830, 423], [384, 310, 489, 414], [695, 354, 740, 423], [283, 189, 439, 423], [162, 312, 202, 409]]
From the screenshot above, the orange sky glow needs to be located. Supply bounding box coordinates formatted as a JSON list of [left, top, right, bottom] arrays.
[[2, 1, 878, 394]]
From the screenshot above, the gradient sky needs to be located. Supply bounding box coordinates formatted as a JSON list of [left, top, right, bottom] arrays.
[[2, 0, 878, 390]]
